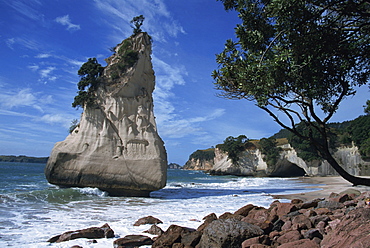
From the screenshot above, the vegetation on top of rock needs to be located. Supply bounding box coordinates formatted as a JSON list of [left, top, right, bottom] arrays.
[[217, 135, 254, 164], [257, 137, 282, 166], [68, 119, 79, 134], [72, 58, 104, 109], [214, 0, 370, 186], [189, 148, 215, 161], [130, 15, 145, 36], [346, 115, 370, 158]]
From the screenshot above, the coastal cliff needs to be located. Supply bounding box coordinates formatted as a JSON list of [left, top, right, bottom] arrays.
[[45, 32, 167, 196], [185, 143, 370, 177]]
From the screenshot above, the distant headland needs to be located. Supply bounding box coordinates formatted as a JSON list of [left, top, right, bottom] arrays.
[[0, 155, 49, 163]]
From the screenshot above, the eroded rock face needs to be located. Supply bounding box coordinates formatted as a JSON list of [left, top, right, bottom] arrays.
[[45, 32, 167, 196]]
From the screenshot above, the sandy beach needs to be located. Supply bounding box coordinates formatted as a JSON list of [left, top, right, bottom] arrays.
[[273, 176, 370, 201]]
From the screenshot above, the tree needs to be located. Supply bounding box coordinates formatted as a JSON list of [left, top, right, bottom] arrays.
[[364, 100, 370, 115], [217, 135, 251, 164], [72, 58, 104, 109], [130, 15, 145, 35], [258, 137, 281, 167], [213, 0, 370, 185]]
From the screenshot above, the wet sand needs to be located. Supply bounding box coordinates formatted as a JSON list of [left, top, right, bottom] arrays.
[[273, 176, 370, 202]]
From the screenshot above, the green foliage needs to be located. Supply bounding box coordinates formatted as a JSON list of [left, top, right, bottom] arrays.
[[110, 38, 139, 78], [189, 149, 215, 161], [217, 135, 251, 164], [347, 115, 370, 157], [364, 100, 370, 115], [214, 1, 370, 110], [258, 137, 281, 166], [72, 58, 104, 109], [68, 119, 79, 134], [130, 15, 145, 35], [214, 0, 370, 183]]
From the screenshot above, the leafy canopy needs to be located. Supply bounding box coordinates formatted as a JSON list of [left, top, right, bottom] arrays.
[[217, 135, 251, 164], [214, 0, 370, 185], [213, 0, 370, 120], [131, 15, 145, 35]]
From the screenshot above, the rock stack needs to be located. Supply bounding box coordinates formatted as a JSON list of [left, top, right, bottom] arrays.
[[45, 32, 167, 196]]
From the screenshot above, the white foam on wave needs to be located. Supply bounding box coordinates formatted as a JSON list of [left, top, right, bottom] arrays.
[[0, 176, 317, 248], [75, 187, 108, 197]]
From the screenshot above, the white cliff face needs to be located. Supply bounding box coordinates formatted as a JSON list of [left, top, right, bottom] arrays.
[[45, 33, 167, 196], [191, 142, 369, 178], [280, 143, 370, 176], [211, 148, 267, 176]]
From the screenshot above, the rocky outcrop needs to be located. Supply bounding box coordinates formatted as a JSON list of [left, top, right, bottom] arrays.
[[187, 143, 370, 177], [183, 158, 214, 171], [45, 32, 167, 196], [148, 190, 370, 248], [47, 223, 114, 243]]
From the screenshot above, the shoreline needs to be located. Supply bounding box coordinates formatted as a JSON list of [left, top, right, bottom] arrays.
[[272, 176, 370, 202]]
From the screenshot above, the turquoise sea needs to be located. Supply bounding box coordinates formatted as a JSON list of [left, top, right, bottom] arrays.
[[0, 162, 319, 247]]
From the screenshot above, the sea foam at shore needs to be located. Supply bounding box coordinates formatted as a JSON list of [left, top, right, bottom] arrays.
[[0, 162, 320, 247]]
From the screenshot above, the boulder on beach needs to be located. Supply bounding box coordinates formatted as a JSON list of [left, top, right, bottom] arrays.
[[47, 223, 114, 243], [45, 32, 167, 196]]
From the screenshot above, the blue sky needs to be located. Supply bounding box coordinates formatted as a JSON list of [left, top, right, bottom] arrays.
[[0, 0, 368, 165]]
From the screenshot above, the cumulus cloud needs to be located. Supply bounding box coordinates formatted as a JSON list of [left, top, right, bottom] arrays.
[[55, 15, 81, 31]]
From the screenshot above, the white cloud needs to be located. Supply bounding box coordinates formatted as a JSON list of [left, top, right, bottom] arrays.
[[35, 53, 52, 58], [93, 0, 185, 43], [28, 65, 39, 71], [6, 38, 15, 49], [0, 88, 55, 113], [4, 0, 43, 22], [6, 37, 42, 51], [39, 66, 56, 78], [55, 15, 81, 31], [39, 114, 72, 128]]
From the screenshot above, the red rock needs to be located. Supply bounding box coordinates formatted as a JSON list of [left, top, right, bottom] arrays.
[[315, 221, 327, 235], [152, 225, 195, 248], [197, 213, 217, 232], [310, 214, 330, 227], [235, 204, 256, 217], [268, 230, 279, 239], [143, 224, 164, 235], [241, 236, 261, 248], [241, 235, 270, 248], [113, 235, 153, 248], [303, 209, 316, 217], [302, 228, 323, 240], [276, 230, 301, 244], [281, 220, 292, 231], [47, 223, 114, 243], [291, 214, 312, 230], [314, 207, 331, 215], [300, 198, 322, 209], [277, 238, 319, 248], [133, 215, 163, 226], [275, 203, 298, 216], [321, 208, 370, 248]]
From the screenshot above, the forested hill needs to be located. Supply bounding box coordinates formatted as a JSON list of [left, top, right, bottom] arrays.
[[0, 155, 49, 163]]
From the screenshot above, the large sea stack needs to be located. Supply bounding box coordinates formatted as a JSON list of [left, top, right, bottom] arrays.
[[45, 32, 167, 196]]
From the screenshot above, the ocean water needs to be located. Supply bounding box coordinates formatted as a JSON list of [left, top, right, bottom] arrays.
[[0, 162, 320, 247]]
